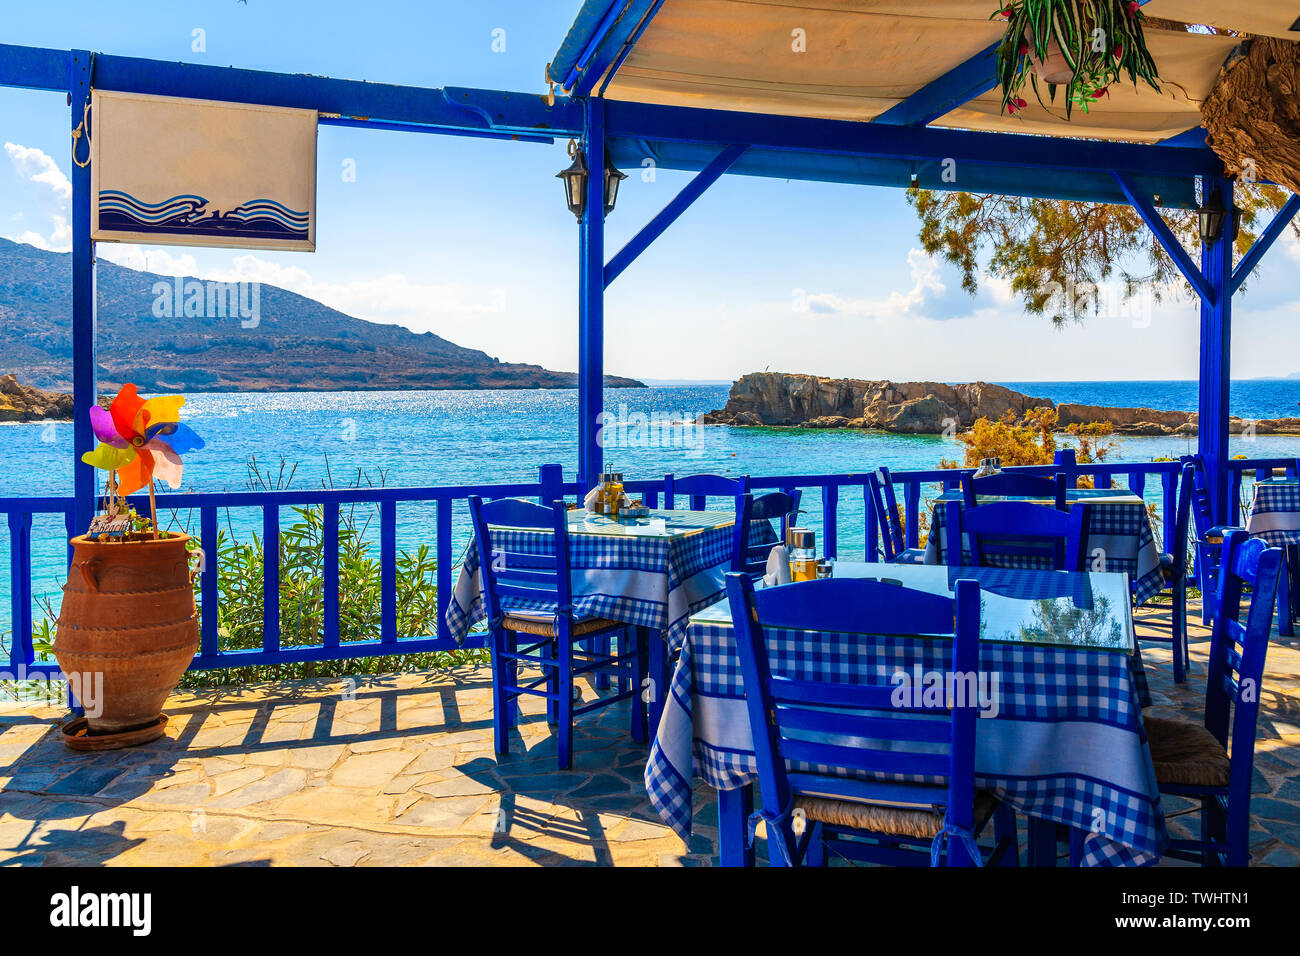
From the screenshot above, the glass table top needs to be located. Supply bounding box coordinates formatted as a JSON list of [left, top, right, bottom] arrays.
[[690, 562, 1134, 653]]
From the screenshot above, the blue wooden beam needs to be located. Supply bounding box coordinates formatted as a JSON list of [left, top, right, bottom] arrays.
[[604, 144, 747, 287], [571, 0, 663, 97], [70, 50, 96, 539], [1159, 126, 1209, 149], [552, 0, 628, 90], [0, 43, 67, 91], [0, 43, 577, 138], [578, 98, 606, 490], [609, 138, 1198, 207], [604, 101, 1222, 181], [1, 43, 1222, 186], [1198, 177, 1235, 523], [874, 42, 1001, 127], [1231, 194, 1300, 296], [316, 115, 553, 145], [1112, 171, 1213, 302]]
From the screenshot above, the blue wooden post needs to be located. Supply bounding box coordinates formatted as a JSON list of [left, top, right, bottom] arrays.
[[1197, 177, 1234, 524], [577, 97, 605, 492], [70, 50, 96, 536]]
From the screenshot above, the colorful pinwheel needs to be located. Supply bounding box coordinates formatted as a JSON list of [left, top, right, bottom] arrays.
[[81, 384, 205, 505]]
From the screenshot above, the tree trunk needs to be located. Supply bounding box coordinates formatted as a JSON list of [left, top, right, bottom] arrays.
[[1202, 36, 1300, 193]]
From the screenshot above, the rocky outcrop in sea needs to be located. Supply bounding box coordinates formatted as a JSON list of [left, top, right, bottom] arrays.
[[699, 372, 1300, 436], [0, 374, 73, 422]]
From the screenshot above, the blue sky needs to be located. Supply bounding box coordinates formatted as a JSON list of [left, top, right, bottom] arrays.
[[3, 0, 1299, 382]]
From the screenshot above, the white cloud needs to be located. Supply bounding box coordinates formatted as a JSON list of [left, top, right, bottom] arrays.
[[4, 142, 71, 202], [98, 244, 200, 276], [3, 143, 72, 251], [799, 249, 949, 321]]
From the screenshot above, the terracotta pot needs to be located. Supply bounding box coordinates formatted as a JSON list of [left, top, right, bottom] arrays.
[[1024, 28, 1076, 86], [54, 533, 198, 735]]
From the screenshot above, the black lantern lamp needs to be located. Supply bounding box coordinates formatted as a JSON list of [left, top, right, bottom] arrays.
[[1198, 187, 1239, 244], [558, 140, 627, 220], [1198, 189, 1226, 243], [603, 154, 627, 215], [557, 141, 590, 220]]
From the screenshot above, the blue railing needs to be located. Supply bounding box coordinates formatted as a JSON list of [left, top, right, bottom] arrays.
[[1228, 457, 1299, 524], [8, 453, 1286, 681], [1, 466, 577, 678], [882, 451, 1184, 555]]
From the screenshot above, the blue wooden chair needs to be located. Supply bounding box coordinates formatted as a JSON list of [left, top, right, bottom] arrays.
[[1144, 529, 1283, 866], [663, 473, 748, 511], [961, 471, 1068, 509], [1142, 461, 1195, 683], [1185, 456, 1228, 625], [866, 468, 926, 564], [734, 491, 801, 576], [726, 573, 1016, 867], [468, 496, 646, 770], [944, 500, 1086, 571]]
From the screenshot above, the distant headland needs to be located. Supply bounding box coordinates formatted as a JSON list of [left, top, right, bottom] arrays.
[[700, 372, 1300, 437], [0, 237, 644, 393]]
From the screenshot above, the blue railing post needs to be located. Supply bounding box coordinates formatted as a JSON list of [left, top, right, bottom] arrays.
[[538, 463, 565, 506], [262, 505, 280, 653], [1053, 448, 1078, 487], [436, 496, 453, 645], [380, 501, 397, 645], [200, 506, 219, 658], [577, 97, 606, 492], [864, 485, 879, 563], [7, 512, 33, 670], [70, 50, 97, 539], [1161, 468, 1177, 548], [323, 501, 340, 649], [1198, 176, 1235, 525], [904, 483, 921, 549], [822, 485, 838, 559]]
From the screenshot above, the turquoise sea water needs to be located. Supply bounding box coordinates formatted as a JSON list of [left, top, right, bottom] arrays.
[[3, 381, 1299, 619]]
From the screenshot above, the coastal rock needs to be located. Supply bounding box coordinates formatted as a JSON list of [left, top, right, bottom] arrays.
[[0, 374, 73, 422], [697, 373, 1053, 430], [1056, 403, 1196, 431], [700, 371, 1300, 436], [699, 373, 1052, 432]]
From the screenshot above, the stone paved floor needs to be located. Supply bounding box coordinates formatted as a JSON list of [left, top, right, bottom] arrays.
[[1, 599, 1298, 866]]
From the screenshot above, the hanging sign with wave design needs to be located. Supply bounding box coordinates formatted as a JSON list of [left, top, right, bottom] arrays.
[[91, 91, 317, 251]]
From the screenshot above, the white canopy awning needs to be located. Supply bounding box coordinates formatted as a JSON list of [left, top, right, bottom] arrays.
[[571, 0, 1287, 144]]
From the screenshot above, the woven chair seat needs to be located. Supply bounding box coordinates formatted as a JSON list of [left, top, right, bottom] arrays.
[[501, 613, 622, 638], [1145, 716, 1230, 788], [795, 790, 996, 841]]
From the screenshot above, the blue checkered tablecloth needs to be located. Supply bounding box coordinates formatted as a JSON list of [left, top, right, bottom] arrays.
[[1247, 480, 1300, 548], [647, 576, 1166, 867], [445, 510, 775, 650], [923, 493, 1166, 605]]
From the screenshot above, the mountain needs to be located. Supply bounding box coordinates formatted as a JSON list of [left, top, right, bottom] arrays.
[[0, 237, 644, 392]]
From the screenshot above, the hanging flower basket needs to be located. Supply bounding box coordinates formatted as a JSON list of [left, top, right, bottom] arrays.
[[992, 1, 1162, 118]]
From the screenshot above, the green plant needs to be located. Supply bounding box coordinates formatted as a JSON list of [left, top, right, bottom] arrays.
[[939, 408, 1116, 480], [184, 502, 484, 688], [992, 1, 1161, 118]]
